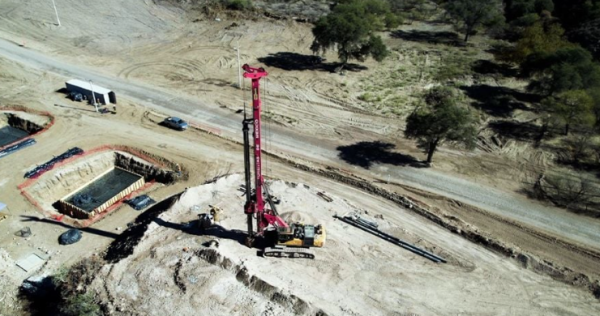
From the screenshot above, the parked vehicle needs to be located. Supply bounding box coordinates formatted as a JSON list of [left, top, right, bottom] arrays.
[[163, 117, 188, 131], [69, 91, 83, 102]]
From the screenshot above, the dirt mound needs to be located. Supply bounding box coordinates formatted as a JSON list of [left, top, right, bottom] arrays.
[[0, 248, 13, 273], [86, 175, 600, 315]]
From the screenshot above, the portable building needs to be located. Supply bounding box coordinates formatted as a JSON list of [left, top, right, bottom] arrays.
[[65, 79, 117, 105]]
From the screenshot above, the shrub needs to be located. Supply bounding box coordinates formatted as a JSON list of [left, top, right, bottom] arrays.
[[224, 0, 252, 11], [60, 293, 101, 316]]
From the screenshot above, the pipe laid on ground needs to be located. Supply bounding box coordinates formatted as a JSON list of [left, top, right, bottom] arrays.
[[335, 215, 447, 263]]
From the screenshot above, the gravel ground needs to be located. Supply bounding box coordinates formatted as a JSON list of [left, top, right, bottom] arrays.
[[90, 175, 600, 316]]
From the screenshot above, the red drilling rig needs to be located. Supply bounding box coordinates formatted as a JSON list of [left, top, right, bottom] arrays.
[[241, 64, 325, 259]]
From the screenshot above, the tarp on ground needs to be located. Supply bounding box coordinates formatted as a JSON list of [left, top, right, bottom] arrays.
[[59, 229, 82, 245], [126, 195, 156, 210], [25, 147, 84, 178], [0, 138, 36, 159]]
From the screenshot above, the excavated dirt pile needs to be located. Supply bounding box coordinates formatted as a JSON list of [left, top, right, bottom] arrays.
[[89, 174, 600, 316]]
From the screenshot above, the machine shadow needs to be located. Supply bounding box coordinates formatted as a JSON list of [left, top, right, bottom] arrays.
[[20, 215, 120, 239], [337, 141, 426, 169], [153, 218, 258, 248]]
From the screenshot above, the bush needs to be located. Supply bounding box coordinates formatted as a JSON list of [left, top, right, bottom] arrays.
[[540, 171, 597, 210], [358, 92, 381, 102], [60, 293, 101, 316], [224, 0, 252, 11], [433, 55, 474, 82]]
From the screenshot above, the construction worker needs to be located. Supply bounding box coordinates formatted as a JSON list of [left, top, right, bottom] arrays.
[[113, 104, 117, 114]]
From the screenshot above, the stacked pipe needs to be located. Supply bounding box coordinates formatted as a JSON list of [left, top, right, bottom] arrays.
[[335, 214, 447, 263]]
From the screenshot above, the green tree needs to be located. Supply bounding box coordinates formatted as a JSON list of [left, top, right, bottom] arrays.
[[311, 0, 390, 65], [405, 87, 477, 163], [543, 90, 594, 135], [506, 20, 572, 63], [571, 19, 600, 61], [444, 0, 505, 42], [60, 293, 101, 316], [504, 0, 554, 22], [223, 0, 252, 11], [587, 88, 600, 126], [552, 0, 600, 30], [523, 47, 600, 95]]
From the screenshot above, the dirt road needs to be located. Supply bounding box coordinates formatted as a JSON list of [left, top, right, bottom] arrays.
[[0, 37, 598, 251]]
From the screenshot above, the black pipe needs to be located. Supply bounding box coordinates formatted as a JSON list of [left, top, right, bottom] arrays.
[[335, 215, 446, 263], [242, 118, 253, 236]]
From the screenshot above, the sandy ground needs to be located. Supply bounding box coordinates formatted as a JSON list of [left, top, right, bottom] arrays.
[[0, 0, 597, 253], [0, 0, 597, 315], [0, 60, 596, 313], [91, 174, 600, 316]]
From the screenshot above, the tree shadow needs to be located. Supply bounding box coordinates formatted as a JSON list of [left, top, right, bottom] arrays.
[[472, 60, 519, 78], [257, 52, 368, 72], [391, 29, 462, 46], [488, 120, 542, 142], [460, 85, 540, 117], [337, 141, 425, 169]]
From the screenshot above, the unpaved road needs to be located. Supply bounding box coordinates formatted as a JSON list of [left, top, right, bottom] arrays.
[[0, 37, 598, 251]]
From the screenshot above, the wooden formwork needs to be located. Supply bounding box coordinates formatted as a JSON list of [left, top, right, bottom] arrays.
[[58, 168, 145, 219]]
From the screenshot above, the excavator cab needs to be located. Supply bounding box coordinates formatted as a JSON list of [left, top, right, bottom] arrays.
[[274, 223, 326, 248]]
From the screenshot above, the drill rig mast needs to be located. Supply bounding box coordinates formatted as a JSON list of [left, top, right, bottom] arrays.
[[241, 64, 325, 259]]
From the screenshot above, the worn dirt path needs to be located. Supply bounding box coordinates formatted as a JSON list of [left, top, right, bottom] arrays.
[[0, 37, 598, 251]]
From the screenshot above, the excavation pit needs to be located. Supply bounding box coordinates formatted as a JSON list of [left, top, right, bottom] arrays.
[[58, 168, 145, 219], [0, 126, 29, 147], [0, 111, 47, 149], [20, 146, 183, 226]]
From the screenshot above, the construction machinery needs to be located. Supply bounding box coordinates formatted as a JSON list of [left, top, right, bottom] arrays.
[[241, 64, 325, 259]]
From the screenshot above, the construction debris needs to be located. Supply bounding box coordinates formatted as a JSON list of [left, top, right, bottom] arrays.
[[335, 213, 447, 263], [126, 195, 156, 210], [58, 229, 82, 245], [0, 138, 36, 159], [15, 227, 32, 238], [317, 191, 333, 202]]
